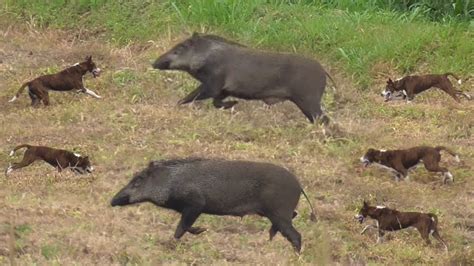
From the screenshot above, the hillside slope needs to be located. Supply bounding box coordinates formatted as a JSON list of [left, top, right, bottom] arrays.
[[0, 8, 473, 265]]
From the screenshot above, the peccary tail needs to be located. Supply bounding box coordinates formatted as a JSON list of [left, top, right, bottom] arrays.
[[325, 71, 338, 92], [325, 70, 343, 106], [301, 188, 317, 222]]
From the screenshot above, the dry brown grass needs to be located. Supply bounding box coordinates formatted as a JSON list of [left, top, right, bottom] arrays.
[[0, 22, 473, 265]]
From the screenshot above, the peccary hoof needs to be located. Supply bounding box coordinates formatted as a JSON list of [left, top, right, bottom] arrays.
[[319, 115, 330, 126], [269, 226, 277, 241], [188, 227, 207, 235], [222, 101, 238, 109]]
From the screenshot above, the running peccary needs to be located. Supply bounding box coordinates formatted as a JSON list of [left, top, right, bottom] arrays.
[[111, 158, 317, 252]]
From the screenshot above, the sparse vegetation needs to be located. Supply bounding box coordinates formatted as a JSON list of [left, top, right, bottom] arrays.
[[0, 1, 473, 265]]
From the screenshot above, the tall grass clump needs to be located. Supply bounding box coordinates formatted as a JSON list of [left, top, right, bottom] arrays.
[[320, 0, 473, 21]]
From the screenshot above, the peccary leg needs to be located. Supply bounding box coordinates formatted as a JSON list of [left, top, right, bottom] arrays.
[[293, 100, 314, 123], [269, 211, 297, 241], [178, 87, 201, 104], [269, 225, 278, 241], [174, 207, 202, 239], [178, 84, 213, 105], [270, 216, 301, 252], [292, 97, 327, 124], [279, 222, 302, 253], [301, 110, 315, 123]]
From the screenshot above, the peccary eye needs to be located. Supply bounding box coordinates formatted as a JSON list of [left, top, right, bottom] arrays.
[[172, 46, 183, 55], [132, 177, 143, 188], [132, 181, 140, 188]]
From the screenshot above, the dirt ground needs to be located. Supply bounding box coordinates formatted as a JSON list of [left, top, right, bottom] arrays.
[[0, 23, 473, 265]]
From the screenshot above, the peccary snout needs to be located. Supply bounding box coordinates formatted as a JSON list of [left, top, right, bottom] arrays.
[[111, 168, 170, 208], [152, 57, 170, 70], [110, 191, 130, 206]]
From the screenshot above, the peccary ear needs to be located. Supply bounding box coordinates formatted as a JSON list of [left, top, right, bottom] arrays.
[[363, 200, 369, 207], [148, 161, 161, 168], [387, 78, 393, 84], [192, 32, 199, 38]]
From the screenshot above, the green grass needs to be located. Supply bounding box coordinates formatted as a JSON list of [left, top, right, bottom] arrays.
[[3, 0, 473, 88], [41, 244, 60, 260]]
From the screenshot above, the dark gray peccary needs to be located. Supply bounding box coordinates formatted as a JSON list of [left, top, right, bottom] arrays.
[[110, 158, 317, 252], [152, 33, 335, 124]]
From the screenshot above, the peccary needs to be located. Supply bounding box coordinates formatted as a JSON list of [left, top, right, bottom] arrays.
[[110, 158, 316, 252], [152, 33, 335, 124]]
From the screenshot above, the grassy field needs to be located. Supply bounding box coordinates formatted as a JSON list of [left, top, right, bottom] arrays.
[[1, 1, 473, 265]]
